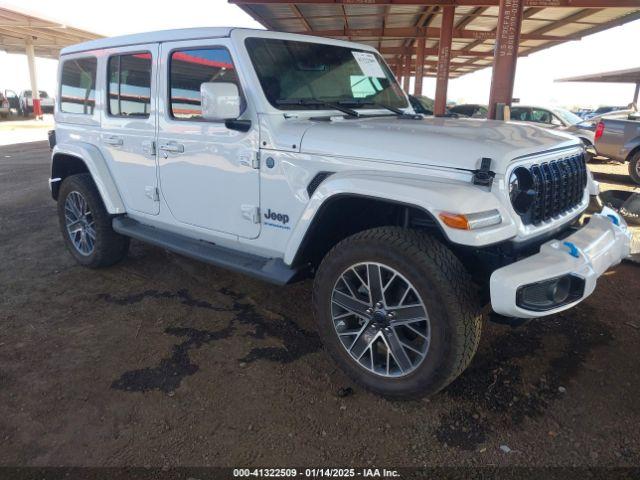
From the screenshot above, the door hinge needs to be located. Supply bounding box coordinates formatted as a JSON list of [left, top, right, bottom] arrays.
[[142, 140, 156, 156], [241, 205, 260, 224], [239, 152, 260, 169], [145, 186, 159, 202]]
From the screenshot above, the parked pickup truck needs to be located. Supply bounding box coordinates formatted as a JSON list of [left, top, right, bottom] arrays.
[[49, 28, 631, 398], [595, 115, 640, 184]]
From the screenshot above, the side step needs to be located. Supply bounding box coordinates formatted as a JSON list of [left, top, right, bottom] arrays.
[[112, 217, 299, 285]]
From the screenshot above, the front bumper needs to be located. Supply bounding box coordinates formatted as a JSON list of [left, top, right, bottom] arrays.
[[490, 207, 631, 318]]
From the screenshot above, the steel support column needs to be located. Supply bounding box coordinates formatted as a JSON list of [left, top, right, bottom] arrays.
[[434, 6, 454, 116], [25, 37, 42, 118], [413, 36, 426, 95], [488, 0, 524, 119], [402, 54, 411, 93]]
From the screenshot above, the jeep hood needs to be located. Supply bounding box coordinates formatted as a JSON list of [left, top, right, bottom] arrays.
[[296, 116, 580, 172]]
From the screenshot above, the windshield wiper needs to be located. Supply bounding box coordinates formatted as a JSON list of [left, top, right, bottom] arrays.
[[276, 98, 360, 118], [338, 99, 422, 119]]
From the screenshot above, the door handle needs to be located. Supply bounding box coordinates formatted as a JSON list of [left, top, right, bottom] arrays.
[[103, 136, 123, 146], [158, 142, 184, 154]]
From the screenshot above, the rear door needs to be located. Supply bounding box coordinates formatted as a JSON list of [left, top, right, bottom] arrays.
[[100, 44, 159, 215]]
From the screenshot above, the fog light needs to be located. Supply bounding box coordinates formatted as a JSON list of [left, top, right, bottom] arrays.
[[516, 275, 585, 312]]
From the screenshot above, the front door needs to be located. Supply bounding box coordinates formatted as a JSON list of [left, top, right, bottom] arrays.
[[156, 40, 260, 239], [100, 44, 159, 215]]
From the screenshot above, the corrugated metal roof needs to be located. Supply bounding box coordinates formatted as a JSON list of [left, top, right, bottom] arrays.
[[231, 1, 640, 78], [0, 6, 101, 59]]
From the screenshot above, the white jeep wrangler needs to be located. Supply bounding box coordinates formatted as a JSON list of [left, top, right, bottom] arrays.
[[50, 28, 631, 398]]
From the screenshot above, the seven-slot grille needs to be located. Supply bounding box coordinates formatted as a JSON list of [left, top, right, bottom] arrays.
[[523, 152, 587, 225]]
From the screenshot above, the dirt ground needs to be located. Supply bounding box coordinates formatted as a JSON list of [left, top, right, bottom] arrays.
[[0, 141, 639, 468]]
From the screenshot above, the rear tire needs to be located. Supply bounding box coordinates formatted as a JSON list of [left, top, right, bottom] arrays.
[[313, 227, 483, 398], [628, 151, 640, 185], [57, 173, 129, 268]]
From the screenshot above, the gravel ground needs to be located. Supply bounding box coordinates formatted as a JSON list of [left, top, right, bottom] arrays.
[[0, 141, 639, 468]]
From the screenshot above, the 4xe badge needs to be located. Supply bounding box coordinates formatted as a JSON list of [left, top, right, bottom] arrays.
[[264, 208, 290, 230]]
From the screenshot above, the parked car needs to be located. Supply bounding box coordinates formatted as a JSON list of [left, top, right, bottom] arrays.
[[0, 92, 9, 118], [408, 95, 433, 115], [0, 89, 19, 118], [594, 115, 640, 184], [509, 105, 597, 149], [584, 105, 627, 120], [448, 103, 488, 118], [572, 108, 594, 119], [50, 28, 631, 398], [19, 90, 55, 115]]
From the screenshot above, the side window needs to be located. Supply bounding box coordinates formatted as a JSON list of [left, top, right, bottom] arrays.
[[531, 109, 551, 124], [551, 115, 563, 126], [510, 107, 530, 121], [169, 47, 242, 121], [108, 52, 152, 117], [60, 57, 97, 114]]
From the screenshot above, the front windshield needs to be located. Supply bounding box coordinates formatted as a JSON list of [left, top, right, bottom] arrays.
[[245, 37, 408, 110], [553, 108, 582, 125]]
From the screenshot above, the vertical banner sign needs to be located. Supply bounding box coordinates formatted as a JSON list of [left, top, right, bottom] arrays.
[[488, 0, 524, 119]]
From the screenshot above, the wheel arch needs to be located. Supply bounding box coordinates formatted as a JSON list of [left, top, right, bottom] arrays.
[[284, 171, 517, 269], [288, 194, 445, 270], [51, 143, 126, 214]]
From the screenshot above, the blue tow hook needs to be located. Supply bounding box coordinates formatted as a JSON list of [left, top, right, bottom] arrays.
[[606, 214, 620, 226], [563, 241, 580, 258]]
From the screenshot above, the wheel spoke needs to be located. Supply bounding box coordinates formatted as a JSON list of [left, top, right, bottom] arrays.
[[384, 329, 412, 373], [389, 305, 427, 323], [367, 264, 385, 305], [332, 290, 370, 318], [349, 324, 377, 359]]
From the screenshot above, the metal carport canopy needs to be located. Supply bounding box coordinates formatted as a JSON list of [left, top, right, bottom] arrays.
[[0, 6, 101, 115], [230, 0, 640, 118], [557, 67, 640, 104]]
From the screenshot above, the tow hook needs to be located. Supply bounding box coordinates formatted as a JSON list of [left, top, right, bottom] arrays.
[[473, 157, 495, 189]]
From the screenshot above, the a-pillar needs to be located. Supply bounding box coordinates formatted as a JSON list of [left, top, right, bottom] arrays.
[[633, 82, 639, 106], [488, 0, 524, 119], [434, 6, 454, 116], [25, 37, 42, 118]]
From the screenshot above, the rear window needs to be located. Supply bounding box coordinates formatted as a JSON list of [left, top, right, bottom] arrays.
[[60, 57, 97, 114], [108, 52, 152, 117]]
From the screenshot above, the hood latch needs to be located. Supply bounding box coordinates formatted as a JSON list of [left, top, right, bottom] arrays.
[[473, 157, 495, 190]]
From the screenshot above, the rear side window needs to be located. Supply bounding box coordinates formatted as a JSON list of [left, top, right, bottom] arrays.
[[60, 57, 97, 114], [169, 48, 241, 121], [108, 52, 152, 117]]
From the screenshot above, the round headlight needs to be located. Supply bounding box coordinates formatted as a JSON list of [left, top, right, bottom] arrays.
[[509, 167, 536, 214]]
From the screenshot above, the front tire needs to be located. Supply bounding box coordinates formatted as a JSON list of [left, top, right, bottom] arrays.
[[313, 227, 483, 398], [57, 174, 129, 268], [629, 151, 640, 185]]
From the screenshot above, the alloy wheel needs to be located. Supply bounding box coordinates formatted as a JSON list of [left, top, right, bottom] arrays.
[[64, 191, 96, 256], [330, 262, 431, 378]]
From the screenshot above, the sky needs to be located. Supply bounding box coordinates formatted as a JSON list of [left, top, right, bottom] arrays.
[[1, 0, 638, 109]]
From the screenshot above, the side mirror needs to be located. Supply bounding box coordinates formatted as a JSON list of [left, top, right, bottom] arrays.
[[200, 82, 241, 121]]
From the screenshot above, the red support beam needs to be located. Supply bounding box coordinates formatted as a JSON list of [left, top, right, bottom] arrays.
[[380, 46, 492, 57], [291, 26, 568, 41], [402, 54, 411, 92], [413, 36, 426, 95], [229, 0, 639, 7], [488, 0, 525, 119], [434, 6, 455, 116]]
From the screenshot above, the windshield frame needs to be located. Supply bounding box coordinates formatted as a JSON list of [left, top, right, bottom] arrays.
[[244, 36, 408, 112]]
